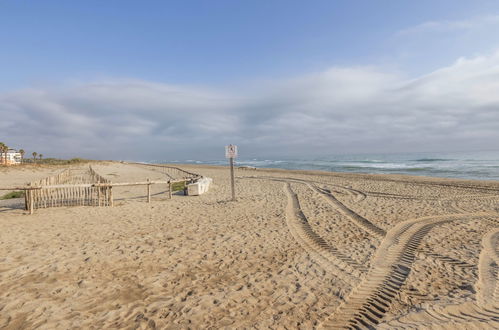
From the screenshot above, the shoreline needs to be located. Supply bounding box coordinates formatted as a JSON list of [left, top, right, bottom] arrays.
[[161, 162, 499, 189], [5, 159, 498, 187]]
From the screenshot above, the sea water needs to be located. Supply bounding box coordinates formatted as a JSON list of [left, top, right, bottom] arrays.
[[156, 150, 499, 181]]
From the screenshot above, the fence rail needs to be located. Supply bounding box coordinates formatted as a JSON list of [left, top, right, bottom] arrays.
[[0, 179, 186, 191], [129, 162, 201, 180]]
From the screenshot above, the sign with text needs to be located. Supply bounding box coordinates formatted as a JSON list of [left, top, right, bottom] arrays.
[[225, 144, 238, 159]]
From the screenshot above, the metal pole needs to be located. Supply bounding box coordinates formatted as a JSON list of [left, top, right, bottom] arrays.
[[230, 157, 236, 201]]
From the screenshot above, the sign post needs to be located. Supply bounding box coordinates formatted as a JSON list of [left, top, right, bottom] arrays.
[[225, 144, 237, 201]]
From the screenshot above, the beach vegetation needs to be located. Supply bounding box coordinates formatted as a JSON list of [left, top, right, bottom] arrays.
[[171, 181, 186, 192], [0, 142, 8, 165], [1, 190, 25, 200], [22, 157, 92, 165]]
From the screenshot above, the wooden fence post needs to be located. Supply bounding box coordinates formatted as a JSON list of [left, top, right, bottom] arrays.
[[109, 186, 113, 207], [24, 187, 29, 211], [29, 189, 34, 214], [168, 181, 172, 199], [147, 178, 151, 203]]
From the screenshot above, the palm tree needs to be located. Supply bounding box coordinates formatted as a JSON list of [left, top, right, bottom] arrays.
[[32, 152, 37, 163], [0, 143, 8, 165], [19, 149, 25, 164], [39, 154, 43, 162], [5, 145, 10, 165], [0, 142, 5, 165]]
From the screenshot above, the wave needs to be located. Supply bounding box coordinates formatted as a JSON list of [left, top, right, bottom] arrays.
[[336, 165, 431, 172], [412, 158, 453, 162], [336, 162, 417, 169], [152, 152, 499, 181]]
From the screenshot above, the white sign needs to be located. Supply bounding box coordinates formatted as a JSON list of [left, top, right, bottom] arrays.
[[225, 144, 238, 158]]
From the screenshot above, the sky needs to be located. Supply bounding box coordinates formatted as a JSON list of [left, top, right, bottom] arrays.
[[1, 0, 499, 160]]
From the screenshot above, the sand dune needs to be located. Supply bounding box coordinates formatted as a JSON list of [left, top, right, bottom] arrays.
[[0, 162, 498, 328]]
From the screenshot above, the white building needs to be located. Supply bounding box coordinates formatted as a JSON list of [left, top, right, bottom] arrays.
[[0, 149, 22, 165]]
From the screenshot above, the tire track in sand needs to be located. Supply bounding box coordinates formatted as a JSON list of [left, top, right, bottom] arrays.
[[438, 195, 499, 216], [243, 175, 494, 327], [309, 181, 479, 282], [283, 183, 367, 285], [289, 179, 481, 276], [319, 213, 490, 329], [274, 179, 380, 237], [311, 185, 386, 239], [239, 175, 367, 203], [240, 176, 380, 237], [378, 227, 499, 329], [297, 180, 479, 279], [478, 228, 499, 307], [416, 248, 477, 278], [247, 175, 477, 278], [439, 197, 499, 230], [438, 198, 470, 214]]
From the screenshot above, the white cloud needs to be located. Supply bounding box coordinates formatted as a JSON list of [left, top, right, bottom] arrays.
[[396, 15, 499, 36], [2, 52, 499, 160]]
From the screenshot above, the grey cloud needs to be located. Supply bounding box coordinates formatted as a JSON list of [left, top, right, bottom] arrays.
[[1, 52, 499, 160]]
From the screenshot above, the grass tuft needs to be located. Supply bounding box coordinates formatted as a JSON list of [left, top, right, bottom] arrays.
[[171, 181, 186, 192], [1, 191, 25, 200]]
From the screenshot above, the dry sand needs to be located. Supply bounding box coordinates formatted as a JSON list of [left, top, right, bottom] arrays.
[[0, 162, 498, 329]]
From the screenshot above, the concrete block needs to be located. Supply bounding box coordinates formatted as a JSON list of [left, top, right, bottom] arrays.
[[187, 177, 212, 196]]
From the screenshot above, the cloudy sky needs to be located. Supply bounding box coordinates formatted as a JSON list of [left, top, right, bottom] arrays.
[[1, 1, 499, 160]]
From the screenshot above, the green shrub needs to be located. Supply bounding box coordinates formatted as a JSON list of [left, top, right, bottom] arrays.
[[23, 157, 92, 165], [1, 190, 25, 200], [171, 181, 186, 192]]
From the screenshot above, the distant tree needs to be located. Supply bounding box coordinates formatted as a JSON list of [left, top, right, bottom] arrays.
[[5, 145, 10, 165], [19, 149, 25, 164], [0, 143, 8, 165], [0, 142, 4, 165], [39, 154, 43, 161], [32, 152, 37, 163]]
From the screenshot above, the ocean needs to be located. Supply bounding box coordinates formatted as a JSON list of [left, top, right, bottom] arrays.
[[156, 150, 499, 182]]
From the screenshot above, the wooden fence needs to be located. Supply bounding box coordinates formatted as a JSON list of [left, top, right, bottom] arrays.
[[1, 164, 202, 214], [25, 166, 113, 213], [130, 162, 201, 180]]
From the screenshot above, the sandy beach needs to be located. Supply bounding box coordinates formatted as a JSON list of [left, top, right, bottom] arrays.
[[0, 162, 498, 329]]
